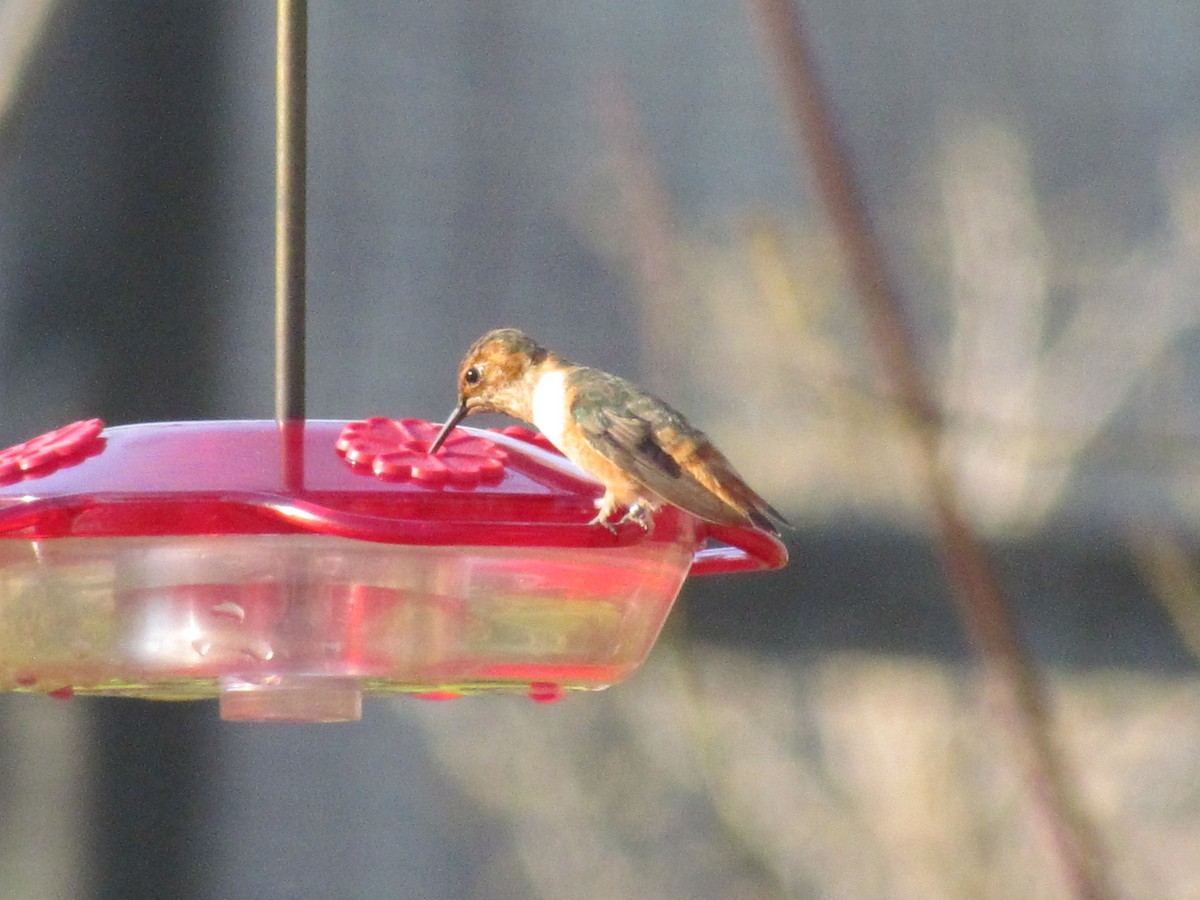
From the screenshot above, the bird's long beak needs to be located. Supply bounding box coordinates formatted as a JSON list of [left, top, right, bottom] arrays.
[[427, 401, 468, 454]]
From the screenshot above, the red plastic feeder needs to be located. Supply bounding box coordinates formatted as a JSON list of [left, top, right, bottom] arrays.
[[0, 417, 786, 721]]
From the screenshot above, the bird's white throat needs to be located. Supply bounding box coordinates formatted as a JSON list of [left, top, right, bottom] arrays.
[[530, 368, 569, 451]]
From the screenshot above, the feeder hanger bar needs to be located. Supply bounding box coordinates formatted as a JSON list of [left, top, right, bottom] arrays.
[[275, 0, 307, 424]]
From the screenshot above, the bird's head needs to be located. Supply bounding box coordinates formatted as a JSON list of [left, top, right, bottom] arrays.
[[428, 328, 550, 453]]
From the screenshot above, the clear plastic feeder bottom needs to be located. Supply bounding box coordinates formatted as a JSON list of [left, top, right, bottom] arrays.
[[0, 534, 693, 720]]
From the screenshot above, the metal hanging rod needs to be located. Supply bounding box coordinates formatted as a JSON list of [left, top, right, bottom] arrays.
[[275, 0, 307, 424]]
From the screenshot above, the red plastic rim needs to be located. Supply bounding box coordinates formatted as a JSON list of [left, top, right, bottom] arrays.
[[0, 418, 788, 574]]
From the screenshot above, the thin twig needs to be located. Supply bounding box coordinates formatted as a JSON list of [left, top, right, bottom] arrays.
[[744, 1, 1112, 897], [0, 0, 58, 144], [1130, 527, 1200, 663], [592, 71, 690, 393]]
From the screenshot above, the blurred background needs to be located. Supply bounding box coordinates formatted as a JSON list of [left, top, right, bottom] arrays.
[[1, 0, 1199, 897]]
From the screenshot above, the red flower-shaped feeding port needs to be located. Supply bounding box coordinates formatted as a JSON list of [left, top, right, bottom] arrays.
[[0, 418, 104, 487], [336, 417, 507, 487]]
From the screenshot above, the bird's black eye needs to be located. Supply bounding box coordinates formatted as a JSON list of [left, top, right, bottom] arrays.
[[464, 366, 481, 386]]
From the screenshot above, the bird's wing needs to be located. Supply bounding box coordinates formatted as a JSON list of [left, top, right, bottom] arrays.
[[568, 369, 787, 531]]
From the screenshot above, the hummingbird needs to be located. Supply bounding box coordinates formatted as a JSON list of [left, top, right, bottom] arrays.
[[428, 328, 789, 535]]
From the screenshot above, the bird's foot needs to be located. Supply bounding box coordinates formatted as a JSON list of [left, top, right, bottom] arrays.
[[587, 511, 619, 534], [589, 494, 657, 533], [588, 494, 622, 534], [617, 501, 655, 532]]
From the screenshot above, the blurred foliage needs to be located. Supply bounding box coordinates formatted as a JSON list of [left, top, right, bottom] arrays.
[[587, 109, 1200, 538], [405, 642, 1200, 900]]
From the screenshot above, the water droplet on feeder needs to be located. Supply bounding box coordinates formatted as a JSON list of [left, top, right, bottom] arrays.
[[528, 682, 564, 703]]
